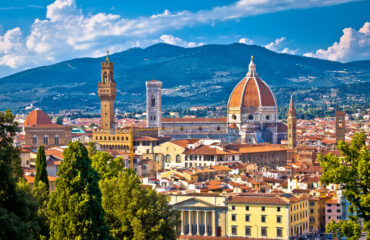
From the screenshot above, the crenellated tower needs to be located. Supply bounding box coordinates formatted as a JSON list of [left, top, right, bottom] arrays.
[[288, 95, 297, 148], [98, 50, 116, 130]]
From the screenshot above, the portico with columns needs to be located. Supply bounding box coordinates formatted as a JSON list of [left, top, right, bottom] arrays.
[[170, 195, 227, 237]]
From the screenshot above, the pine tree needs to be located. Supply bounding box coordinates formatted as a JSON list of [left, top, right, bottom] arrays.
[[35, 145, 49, 190], [47, 141, 111, 240]]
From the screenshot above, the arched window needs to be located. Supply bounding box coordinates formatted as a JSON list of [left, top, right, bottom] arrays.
[[32, 135, 37, 145], [153, 115, 156, 121], [176, 154, 181, 163], [155, 155, 159, 161], [151, 98, 156, 107], [103, 72, 107, 83], [54, 135, 59, 145], [150, 116, 153, 121], [44, 135, 49, 145], [248, 115, 254, 120], [266, 115, 270, 120], [217, 126, 221, 131], [166, 154, 171, 163]]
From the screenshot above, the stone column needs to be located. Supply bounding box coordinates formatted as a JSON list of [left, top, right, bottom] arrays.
[[197, 210, 200, 235], [181, 210, 184, 235], [212, 210, 216, 237], [188, 210, 193, 236], [205, 211, 208, 236]]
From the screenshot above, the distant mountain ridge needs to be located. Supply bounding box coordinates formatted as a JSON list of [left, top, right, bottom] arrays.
[[1, 43, 369, 112]]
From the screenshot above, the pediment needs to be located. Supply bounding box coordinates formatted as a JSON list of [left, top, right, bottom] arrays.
[[173, 197, 216, 208]]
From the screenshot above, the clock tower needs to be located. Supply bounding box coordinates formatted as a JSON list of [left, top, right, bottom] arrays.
[[98, 50, 116, 130]]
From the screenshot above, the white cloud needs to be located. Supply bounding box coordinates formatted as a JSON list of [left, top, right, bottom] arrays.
[[265, 37, 297, 54], [0, 0, 357, 73], [239, 38, 254, 45], [160, 35, 204, 48], [304, 22, 370, 62]]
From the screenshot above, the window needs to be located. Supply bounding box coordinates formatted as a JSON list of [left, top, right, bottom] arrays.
[[277, 215, 281, 223], [43, 135, 49, 145], [245, 215, 250, 222], [327, 209, 332, 213], [328, 204, 332, 207], [310, 217, 315, 223], [217, 126, 221, 131], [232, 205, 235, 210], [245, 206, 249, 211], [261, 215, 266, 223], [176, 155, 181, 163], [261, 227, 267, 237], [277, 207, 281, 212], [232, 214, 236, 221], [245, 226, 251, 236], [310, 202, 315, 206], [54, 135, 59, 145], [165, 154, 171, 163], [266, 115, 270, 120], [32, 135, 37, 145], [232, 114, 237, 120], [337, 209, 341, 213], [277, 227, 282, 237], [248, 115, 254, 120], [151, 98, 155, 107], [261, 206, 265, 211], [311, 209, 314, 214], [232, 226, 237, 235]]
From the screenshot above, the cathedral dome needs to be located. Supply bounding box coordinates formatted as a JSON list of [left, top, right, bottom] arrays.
[[228, 57, 276, 108], [24, 109, 52, 127]]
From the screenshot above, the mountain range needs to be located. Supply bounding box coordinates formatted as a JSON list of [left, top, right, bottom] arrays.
[[1, 43, 369, 113]]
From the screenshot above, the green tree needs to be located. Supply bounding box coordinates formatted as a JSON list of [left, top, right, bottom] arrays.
[[32, 181, 50, 240], [87, 141, 97, 158], [100, 170, 179, 240], [319, 132, 370, 240], [91, 151, 124, 180], [35, 145, 49, 190], [47, 141, 111, 240], [0, 109, 41, 239]]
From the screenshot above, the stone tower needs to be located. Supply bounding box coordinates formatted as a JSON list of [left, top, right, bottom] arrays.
[[335, 111, 346, 144], [98, 50, 116, 130], [287, 95, 297, 148], [146, 80, 162, 135]]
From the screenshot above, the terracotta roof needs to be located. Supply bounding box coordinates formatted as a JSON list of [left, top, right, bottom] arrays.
[[24, 109, 52, 126], [25, 175, 57, 184], [162, 117, 226, 123], [225, 193, 306, 205], [229, 123, 237, 129], [228, 75, 276, 108], [184, 145, 229, 155], [170, 139, 200, 148], [45, 149, 64, 160]]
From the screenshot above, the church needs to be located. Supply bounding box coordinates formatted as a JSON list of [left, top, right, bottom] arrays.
[[150, 57, 287, 144]]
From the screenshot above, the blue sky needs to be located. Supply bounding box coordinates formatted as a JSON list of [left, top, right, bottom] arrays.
[[0, 0, 369, 77]]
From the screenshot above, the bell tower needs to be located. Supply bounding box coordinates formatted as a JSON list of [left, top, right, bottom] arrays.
[[335, 110, 346, 144], [98, 50, 116, 130], [288, 95, 297, 149], [146, 79, 162, 135]]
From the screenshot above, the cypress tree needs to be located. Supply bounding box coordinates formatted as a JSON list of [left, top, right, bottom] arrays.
[[47, 141, 111, 240], [34, 145, 49, 190]]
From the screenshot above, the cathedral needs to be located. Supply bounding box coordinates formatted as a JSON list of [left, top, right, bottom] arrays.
[[152, 57, 287, 144]]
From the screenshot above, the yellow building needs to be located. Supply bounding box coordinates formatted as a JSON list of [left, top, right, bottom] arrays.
[[225, 193, 309, 239], [309, 196, 329, 232]]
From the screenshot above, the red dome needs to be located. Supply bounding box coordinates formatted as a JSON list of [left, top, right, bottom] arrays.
[[228, 58, 276, 108], [24, 109, 52, 127]]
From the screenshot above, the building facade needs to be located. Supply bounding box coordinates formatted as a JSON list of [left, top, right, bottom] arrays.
[[24, 109, 72, 147]]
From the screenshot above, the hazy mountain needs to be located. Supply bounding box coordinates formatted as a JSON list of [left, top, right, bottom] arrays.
[[1, 43, 369, 112]]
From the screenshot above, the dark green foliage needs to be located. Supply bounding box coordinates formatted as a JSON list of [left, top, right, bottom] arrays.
[[100, 170, 179, 240], [35, 145, 49, 190], [0, 109, 41, 239], [32, 181, 50, 240], [319, 132, 370, 240], [47, 141, 111, 240]]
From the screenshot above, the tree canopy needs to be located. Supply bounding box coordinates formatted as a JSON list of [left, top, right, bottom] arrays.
[[320, 132, 370, 240], [35, 145, 49, 190], [100, 169, 179, 240], [91, 151, 124, 181], [47, 141, 111, 240], [0, 109, 41, 239]]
